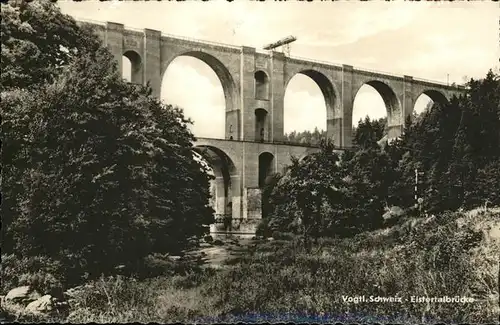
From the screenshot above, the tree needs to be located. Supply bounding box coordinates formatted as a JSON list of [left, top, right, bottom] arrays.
[[270, 70, 500, 243], [261, 173, 283, 219], [388, 70, 499, 213], [2, 2, 103, 247], [1, 1, 94, 91], [353, 116, 386, 149], [284, 129, 328, 146], [2, 1, 213, 283], [445, 101, 476, 209], [340, 144, 393, 232], [473, 159, 500, 207], [268, 140, 346, 250]]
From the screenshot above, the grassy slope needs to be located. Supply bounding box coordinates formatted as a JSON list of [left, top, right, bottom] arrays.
[[4, 208, 499, 324]]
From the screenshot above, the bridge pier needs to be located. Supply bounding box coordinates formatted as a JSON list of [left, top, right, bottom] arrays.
[[230, 175, 242, 220], [210, 181, 262, 235], [387, 124, 403, 140], [341, 65, 355, 148], [214, 177, 227, 216], [327, 117, 343, 147]]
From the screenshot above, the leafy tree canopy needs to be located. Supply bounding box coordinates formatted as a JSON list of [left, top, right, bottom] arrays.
[[1, 1, 99, 91], [265, 70, 500, 242], [2, 1, 213, 283]]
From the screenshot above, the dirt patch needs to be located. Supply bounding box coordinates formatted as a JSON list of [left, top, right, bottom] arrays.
[[190, 237, 253, 268]]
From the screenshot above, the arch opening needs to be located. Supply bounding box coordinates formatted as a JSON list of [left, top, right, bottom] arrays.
[[254, 70, 269, 100], [255, 108, 268, 142], [413, 93, 434, 118], [122, 50, 142, 84], [299, 154, 313, 163], [193, 146, 237, 223], [413, 90, 448, 118], [353, 81, 401, 141], [161, 53, 237, 140], [284, 71, 338, 145], [259, 152, 275, 189]]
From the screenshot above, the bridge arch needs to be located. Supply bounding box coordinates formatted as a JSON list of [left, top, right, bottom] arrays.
[[193, 145, 238, 178], [258, 152, 275, 188], [255, 70, 270, 100], [411, 89, 450, 118], [353, 80, 402, 139], [161, 51, 237, 112], [193, 145, 238, 220], [284, 69, 340, 141], [420, 89, 448, 105], [298, 153, 314, 163], [160, 51, 239, 139], [420, 89, 448, 109], [122, 50, 143, 84]]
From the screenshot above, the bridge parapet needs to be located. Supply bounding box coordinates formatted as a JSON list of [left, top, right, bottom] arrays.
[[195, 137, 357, 150], [353, 68, 404, 81], [287, 55, 343, 70], [160, 34, 241, 54], [411, 77, 467, 91]]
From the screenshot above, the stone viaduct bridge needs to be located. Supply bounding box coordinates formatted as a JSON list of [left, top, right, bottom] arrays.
[[79, 19, 465, 234]]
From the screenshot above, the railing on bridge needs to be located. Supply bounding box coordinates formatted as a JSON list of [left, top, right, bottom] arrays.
[[412, 76, 464, 88], [159, 32, 241, 50], [198, 136, 322, 148], [76, 17, 242, 50], [353, 67, 404, 80], [287, 55, 344, 68], [75, 17, 106, 26]]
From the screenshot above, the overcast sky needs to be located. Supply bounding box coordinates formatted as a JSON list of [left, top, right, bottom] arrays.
[[59, 0, 499, 138]]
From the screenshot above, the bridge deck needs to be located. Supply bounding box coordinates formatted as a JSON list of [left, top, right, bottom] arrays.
[[195, 137, 354, 150]]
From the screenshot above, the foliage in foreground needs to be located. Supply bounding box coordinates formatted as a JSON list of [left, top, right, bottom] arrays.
[[4, 209, 497, 324], [206, 211, 498, 324], [1, 1, 89, 91], [2, 1, 213, 287]]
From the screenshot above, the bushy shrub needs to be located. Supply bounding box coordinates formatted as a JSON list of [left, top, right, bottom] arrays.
[[1, 254, 65, 295], [132, 253, 203, 279], [271, 231, 296, 241]]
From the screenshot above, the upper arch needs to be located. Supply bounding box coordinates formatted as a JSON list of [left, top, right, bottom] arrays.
[[122, 50, 143, 84], [160, 51, 238, 113], [354, 80, 402, 126], [285, 69, 340, 120], [258, 151, 275, 159], [419, 89, 449, 106], [123, 50, 142, 66], [254, 70, 270, 100]]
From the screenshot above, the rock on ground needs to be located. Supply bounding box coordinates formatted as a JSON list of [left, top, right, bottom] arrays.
[[5, 286, 41, 305], [25, 295, 54, 314]]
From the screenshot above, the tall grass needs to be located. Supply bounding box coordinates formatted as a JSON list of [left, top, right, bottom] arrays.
[[4, 209, 498, 323]]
